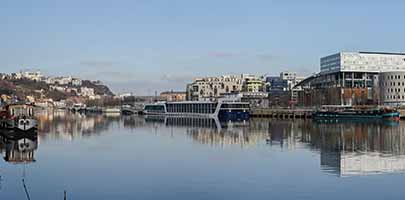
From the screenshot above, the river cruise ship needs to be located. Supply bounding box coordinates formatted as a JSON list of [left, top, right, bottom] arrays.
[[142, 101, 250, 120]]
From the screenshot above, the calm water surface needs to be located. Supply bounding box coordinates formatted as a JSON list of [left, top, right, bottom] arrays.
[[1, 111, 405, 199]]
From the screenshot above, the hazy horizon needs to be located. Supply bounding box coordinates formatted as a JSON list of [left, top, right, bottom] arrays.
[[2, 0, 405, 95]]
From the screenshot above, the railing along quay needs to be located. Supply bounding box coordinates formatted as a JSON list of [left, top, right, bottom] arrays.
[[250, 108, 313, 119]]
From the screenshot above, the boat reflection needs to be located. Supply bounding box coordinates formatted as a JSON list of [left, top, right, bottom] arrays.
[[0, 132, 38, 164], [144, 115, 256, 148], [33, 111, 405, 177]]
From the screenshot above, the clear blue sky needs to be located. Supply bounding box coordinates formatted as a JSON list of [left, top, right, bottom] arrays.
[[1, 0, 404, 95]]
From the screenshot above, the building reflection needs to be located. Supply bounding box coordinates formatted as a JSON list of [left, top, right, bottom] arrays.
[[266, 119, 405, 177], [0, 133, 38, 164], [33, 111, 405, 176], [308, 121, 405, 177], [36, 110, 122, 140]]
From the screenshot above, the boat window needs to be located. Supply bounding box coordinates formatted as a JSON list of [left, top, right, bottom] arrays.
[[145, 105, 165, 112]]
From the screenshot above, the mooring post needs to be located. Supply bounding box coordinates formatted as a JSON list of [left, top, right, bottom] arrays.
[[64, 190, 67, 200]]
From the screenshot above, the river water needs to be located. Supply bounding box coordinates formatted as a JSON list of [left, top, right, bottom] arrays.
[[1, 111, 405, 199]]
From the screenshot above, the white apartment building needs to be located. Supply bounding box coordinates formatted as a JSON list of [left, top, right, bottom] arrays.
[[280, 71, 305, 91], [15, 70, 44, 81], [280, 71, 298, 80], [71, 78, 82, 86], [50, 85, 66, 92], [186, 75, 243, 101], [0, 73, 7, 80], [241, 74, 265, 93], [278, 71, 305, 103], [80, 87, 95, 97], [46, 76, 82, 86]]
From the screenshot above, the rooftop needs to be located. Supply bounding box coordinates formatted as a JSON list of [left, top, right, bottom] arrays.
[[359, 51, 405, 56]]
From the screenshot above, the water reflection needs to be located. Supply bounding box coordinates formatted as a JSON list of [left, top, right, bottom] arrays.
[[34, 111, 405, 177], [36, 110, 122, 140], [265, 119, 405, 176], [307, 121, 405, 177], [143, 115, 257, 148], [0, 133, 38, 164]]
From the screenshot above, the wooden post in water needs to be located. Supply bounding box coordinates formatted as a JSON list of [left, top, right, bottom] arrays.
[[64, 190, 67, 200]]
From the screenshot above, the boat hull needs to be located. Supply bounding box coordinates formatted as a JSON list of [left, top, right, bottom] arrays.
[[0, 118, 38, 133], [218, 110, 250, 121]]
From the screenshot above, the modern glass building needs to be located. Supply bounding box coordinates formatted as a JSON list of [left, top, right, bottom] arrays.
[[321, 52, 405, 74], [309, 51, 405, 89], [296, 52, 405, 106]]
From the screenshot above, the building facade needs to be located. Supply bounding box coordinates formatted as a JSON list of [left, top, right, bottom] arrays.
[[241, 74, 265, 93], [14, 70, 44, 81], [265, 72, 304, 107], [298, 52, 405, 106], [160, 91, 187, 102], [321, 52, 405, 75], [80, 87, 95, 97], [186, 75, 243, 101], [379, 71, 405, 106]]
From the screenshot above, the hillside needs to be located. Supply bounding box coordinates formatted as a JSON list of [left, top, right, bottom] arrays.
[[0, 78, 114, 101], [82, 80, 114, 96]]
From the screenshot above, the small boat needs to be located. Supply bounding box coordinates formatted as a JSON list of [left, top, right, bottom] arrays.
[[312, 105, 400, 120], [0, 103, 38, 132], [70, 103, 86, 113]]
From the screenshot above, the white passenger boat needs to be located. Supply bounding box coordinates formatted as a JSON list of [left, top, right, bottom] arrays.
[[142, 100, 250, 120]]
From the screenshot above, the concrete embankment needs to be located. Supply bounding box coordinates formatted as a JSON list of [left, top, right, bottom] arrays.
[[250, 108, 313, 119]]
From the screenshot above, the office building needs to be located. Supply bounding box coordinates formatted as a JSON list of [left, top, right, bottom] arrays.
[[379, 71, 405, 106], [297, 52, 405, 106]]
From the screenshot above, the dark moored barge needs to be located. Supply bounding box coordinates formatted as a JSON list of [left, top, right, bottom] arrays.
[[313, 106, 400, 120]]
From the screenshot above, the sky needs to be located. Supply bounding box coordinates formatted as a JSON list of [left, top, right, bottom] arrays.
[[1, 0, 405, 95]]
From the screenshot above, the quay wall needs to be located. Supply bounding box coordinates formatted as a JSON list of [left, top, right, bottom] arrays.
[[250, 108, 313, 119]]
